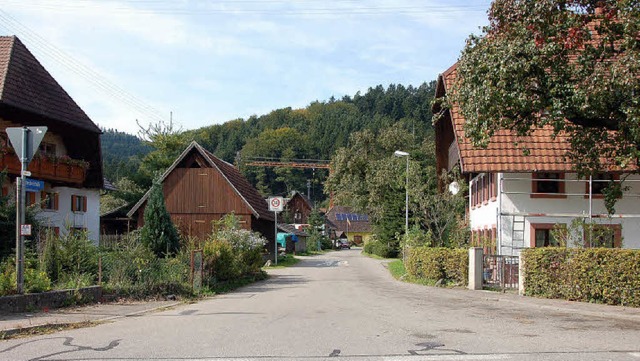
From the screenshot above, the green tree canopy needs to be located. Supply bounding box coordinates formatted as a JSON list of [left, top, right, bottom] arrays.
[[449, 0, 640, 173]]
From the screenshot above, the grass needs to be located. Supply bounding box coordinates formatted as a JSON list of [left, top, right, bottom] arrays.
[[386, 259, 440, 287], [388, 260, 406, 279]]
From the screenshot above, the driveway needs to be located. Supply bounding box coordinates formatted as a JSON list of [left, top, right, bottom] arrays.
[[0, 249, 639, 360]]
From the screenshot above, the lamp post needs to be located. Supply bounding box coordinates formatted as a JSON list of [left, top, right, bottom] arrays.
[[394, 150, 409, 263]]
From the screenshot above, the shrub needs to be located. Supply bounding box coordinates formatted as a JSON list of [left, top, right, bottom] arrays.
[[100, 232, 192, 298], [40, 228, 98, 284], [406, 246, 468, 285], [522, 248, 640, 307], [202, 214, 268, 287], [363, 237, 398, 258]]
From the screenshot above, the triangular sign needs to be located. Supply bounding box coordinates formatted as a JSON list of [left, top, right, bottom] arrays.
[[6, 127, 48, 165]]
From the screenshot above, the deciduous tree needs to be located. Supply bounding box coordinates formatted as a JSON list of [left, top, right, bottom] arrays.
[[447, 0, 640, 173]]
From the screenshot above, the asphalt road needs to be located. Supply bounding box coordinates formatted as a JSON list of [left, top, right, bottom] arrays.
[[1, 249, 639, 361]]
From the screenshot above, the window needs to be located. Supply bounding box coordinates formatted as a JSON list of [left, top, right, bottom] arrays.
[[530, 223, 562, 247], [25, 191, 36, 207], [41, 191, 59, 210], [531, 173, 566, 198], [38, 142, 56, 158], [71, 195, 87, 212], [584, 224, 621, 248], [586, 173, 619, 198]]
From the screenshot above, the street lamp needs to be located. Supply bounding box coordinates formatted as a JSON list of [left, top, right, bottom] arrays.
[[394, 150, 409, 263]]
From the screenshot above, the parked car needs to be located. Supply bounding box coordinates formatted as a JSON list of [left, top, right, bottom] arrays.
[[337, 240, 351, 249]]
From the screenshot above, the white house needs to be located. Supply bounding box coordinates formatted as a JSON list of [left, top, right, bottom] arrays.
[[434, 64, 640, 255], [0, 36, 103, 243]]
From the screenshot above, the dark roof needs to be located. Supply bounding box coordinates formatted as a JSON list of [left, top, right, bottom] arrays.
[[103, 178, 117, 191], [325, 205, 372, 234], [128, 141, 273, 221], [0, 36, 100, 133], [277, 223, 308, 237], [287, 190, 313, 209], [202, 148, 273, 221]]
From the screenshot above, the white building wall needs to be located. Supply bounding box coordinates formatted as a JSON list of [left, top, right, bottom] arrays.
[[469, 173, 498, 231], [490, 172, 640, 255], [34, 186, 100, 244]]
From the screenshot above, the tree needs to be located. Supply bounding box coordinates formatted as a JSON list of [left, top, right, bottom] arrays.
[[137, 119, 188, 185], [140, 180, 180, 257], [447, 0, 640, 174]]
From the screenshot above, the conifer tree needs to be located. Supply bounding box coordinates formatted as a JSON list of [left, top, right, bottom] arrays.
[[140, 180, 180, 257]]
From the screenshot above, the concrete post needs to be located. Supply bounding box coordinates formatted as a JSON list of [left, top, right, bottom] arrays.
[[518, 253, 525, 296], [468, 247, 483, 290]]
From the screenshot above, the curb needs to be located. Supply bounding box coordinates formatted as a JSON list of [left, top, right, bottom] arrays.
[[0, 301, 183, 339]]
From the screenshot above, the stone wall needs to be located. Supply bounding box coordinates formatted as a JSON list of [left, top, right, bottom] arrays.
[[0, 286, 102, 313]]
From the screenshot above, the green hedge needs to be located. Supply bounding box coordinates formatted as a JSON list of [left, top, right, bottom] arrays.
[[522, 248, 640, 307], [406, 247, 468, 285]]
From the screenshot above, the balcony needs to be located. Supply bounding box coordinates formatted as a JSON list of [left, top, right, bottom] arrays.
[[0, 150, 87, 185]]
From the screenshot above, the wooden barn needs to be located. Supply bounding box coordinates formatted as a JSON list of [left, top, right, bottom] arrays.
[[127, 141, 274, 244], [285, 190, 313, 225]]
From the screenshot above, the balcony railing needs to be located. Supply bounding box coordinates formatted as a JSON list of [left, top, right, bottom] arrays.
[[0, 151, 87, 185]]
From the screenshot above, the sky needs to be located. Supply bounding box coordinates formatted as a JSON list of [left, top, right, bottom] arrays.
[[0, 0, 492, 135]]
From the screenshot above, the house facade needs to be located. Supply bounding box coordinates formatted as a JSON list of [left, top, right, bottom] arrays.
[[285, 190, 313, 226], [324, 206, 372, 245], [0, 36, 103, 242], [128, 142, 275, 244], [434, 64, 640, 255]]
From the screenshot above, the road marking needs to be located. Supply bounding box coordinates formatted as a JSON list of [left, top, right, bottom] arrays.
[[630, 352, 640, 358]]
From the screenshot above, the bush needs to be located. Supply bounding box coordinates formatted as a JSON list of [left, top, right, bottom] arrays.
[[40, 228, 98, 284], [406, 246, 467, 285], [201, 215, 267, 288], [100, 232, 192, 298], [363, 237, 398, 258], [522, 248, 640, 307], [0, 257, 52, 295]]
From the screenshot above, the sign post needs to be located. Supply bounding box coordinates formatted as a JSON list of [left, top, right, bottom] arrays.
[[268, 196, 284, 265], [6, 126, 46, 294]]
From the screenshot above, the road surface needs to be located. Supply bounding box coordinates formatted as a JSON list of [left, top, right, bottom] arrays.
[[1, 249, 639, 360]]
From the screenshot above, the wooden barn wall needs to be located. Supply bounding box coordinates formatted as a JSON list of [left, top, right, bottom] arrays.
[[171, 213, 252, 239], [163, 167, 254, 215]]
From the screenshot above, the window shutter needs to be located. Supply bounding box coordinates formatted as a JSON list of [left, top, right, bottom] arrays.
[[71, 195, 77, 212], [54, 193, 59, 210], [28, 192, 36, 206], [40, 191, 46, 209], [82, 196, 87, 212]]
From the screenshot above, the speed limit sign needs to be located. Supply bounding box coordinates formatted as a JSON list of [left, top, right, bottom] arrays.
[[268, 196, 284, 212]]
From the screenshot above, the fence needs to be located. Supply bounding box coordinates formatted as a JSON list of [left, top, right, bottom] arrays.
[[483, 255, 519, 290], [99, 234, 123, 248]]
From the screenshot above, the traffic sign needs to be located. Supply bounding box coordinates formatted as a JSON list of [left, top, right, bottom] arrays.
[[6, 127, 47, 164], [20, 224, 31, 236], [25, 178, 44, 191], [268, 196, 284, 212]]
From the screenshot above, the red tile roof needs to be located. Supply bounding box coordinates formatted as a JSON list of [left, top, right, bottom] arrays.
[[439, 64, 573, 173], [0, 36, 100, 133]]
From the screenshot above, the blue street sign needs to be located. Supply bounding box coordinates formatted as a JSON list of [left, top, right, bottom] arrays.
[[25, 178, 44, 192]]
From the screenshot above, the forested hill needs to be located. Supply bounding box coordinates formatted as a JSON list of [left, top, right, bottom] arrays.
[[101, 128, 151, 184], [101, 81, 436, 203], [188, 82, 435, 162]]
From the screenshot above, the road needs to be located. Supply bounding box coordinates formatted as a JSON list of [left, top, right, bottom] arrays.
[[1, 249, 639, 361]]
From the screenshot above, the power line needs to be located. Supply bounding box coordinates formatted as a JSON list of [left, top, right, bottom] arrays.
[[1, 1, 490, 16], [0, 9, 166, 124]]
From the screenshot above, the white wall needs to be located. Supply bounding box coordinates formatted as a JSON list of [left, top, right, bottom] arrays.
[[34, 186, 100, 244], [492, 172, 640, 255]]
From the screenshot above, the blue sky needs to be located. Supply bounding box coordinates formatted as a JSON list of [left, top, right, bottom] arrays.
[[0, 0, 491, 134]]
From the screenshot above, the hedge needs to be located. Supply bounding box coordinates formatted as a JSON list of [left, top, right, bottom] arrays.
[[406, 247, 468, 285], [522, 248, 640, 307]]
